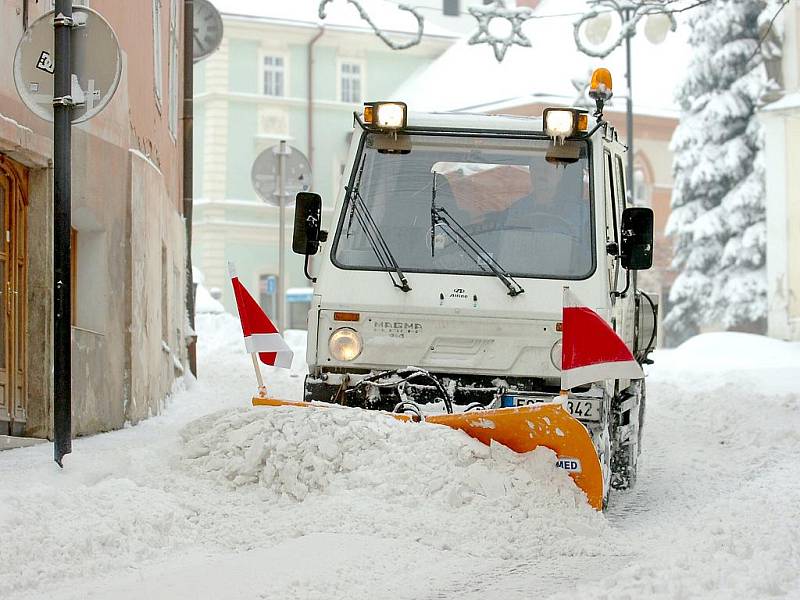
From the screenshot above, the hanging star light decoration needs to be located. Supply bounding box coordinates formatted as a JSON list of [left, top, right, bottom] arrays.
[[573, 0, 676, 58], [468, 1, 534, 62], [318, 0, 424, 50], [571, 68, 595, 109]]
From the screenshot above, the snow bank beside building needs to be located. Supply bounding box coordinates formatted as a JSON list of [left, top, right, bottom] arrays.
[[194, 283, 225, 314], [649, 331, 800, 394]]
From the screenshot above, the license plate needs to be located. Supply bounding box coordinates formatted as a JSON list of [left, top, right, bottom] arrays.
[[512, 395, 601, 422], [562, 398, 601, 422]]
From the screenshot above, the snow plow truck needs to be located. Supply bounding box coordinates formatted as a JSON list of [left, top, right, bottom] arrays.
[[256, 69, 658, 510]]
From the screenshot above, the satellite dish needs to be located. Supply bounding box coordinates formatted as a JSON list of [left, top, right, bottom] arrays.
[[251, 144, 313, 208], [13, 8, 122, 123]]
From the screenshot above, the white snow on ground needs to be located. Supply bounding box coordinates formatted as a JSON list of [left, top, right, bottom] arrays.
[[195, 283, 225, 314], [1, 319, 799, 599]]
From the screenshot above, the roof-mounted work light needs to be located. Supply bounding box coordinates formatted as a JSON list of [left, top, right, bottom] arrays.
[[363, 102, 407, 130], [543, 108, 588, 143]]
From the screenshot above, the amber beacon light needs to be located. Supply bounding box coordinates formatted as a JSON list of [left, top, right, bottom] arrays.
[[589, 68, 613, 100]]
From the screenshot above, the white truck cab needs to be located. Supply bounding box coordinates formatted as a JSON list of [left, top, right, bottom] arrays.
[[292, 80, 658, 491]]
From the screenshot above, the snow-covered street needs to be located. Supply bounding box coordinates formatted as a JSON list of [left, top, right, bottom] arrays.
[[2, 313, 799, 600]]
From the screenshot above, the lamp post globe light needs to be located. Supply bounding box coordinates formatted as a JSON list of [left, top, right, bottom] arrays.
[[574, 0, 675, 201]]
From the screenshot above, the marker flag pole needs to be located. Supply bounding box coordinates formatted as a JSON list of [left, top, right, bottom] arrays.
[[250, 353, 267, 399], [229, 262, 294, 397]]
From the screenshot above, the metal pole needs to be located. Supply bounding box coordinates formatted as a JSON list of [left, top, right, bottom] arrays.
[[277, 141, 287, 332], [183, 0, 197, 377], [306, 27, 324, 174], [53, 0, 73, 466], [624, 7, 635, 203]]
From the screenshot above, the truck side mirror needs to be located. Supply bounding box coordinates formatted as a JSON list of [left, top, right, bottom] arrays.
[[620, 207, 654, 270], [292, 192, 323, 255]]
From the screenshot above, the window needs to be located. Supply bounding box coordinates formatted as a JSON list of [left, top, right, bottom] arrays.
[[49, 0, 90, 6], [161, 244, 169, 341], [71, 229, 78, 326], [443, 0, 460, 17], [173, 266, 181, 347], [633, 166, 652, 206], [263, 56, 285, 97], [259, 274, 278, 319], [168, 0, 179, 138], [334, 134, 594, 280], [71, 228, 108, 333], [340, 62, 362, 104], [615, 156, 627, 210], [153, 0, 163, 107], [604, 151, 618, 246]]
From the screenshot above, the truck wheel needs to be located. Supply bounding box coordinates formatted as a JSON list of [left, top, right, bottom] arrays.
[[610, 379, 645, 490]]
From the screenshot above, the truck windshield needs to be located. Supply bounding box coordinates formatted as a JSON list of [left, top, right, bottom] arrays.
[[333, 133, 594, 280]]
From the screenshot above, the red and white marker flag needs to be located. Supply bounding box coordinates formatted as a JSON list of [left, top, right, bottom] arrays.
[[561, 287, 643, 390], [229, 262, 293, 369]]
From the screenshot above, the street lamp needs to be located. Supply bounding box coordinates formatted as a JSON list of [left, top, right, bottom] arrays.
[[574, 1, 675, 201]]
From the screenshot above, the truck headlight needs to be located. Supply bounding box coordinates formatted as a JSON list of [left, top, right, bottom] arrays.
[[329, 327, 363, 361]]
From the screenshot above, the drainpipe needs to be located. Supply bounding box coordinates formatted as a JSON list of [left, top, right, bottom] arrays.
[[307, 26, 324, 173], [183, 0, 197, 376]]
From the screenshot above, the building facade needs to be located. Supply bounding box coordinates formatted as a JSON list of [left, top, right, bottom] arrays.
[[0, 0, 188, 438], [760, 2, 800, 341], [192, 0, 457, 321]]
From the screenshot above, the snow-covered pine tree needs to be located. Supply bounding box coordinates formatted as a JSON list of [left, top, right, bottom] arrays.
[[665, 0, 768, 344]]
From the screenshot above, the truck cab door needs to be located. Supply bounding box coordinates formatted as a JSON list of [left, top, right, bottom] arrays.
[[611, 153, 636, 351], [603, 148, 636, 353]]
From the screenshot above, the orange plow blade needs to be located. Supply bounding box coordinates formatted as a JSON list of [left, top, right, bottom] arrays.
[[252, 397, 604, 510]]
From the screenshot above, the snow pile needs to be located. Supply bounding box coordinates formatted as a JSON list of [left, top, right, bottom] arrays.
[[656, 331, 800, 370], [649, 332, 800, 394], [180, 405, 610, 559], [195, 283, 225, 314], [195, 312, 246, 356]]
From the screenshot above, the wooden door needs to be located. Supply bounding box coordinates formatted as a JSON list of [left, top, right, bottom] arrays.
[[0, 156, 28, 436]]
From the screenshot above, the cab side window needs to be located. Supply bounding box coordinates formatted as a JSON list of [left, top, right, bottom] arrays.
[[614, 155, 627, 238], [604, 151, 618, 247]]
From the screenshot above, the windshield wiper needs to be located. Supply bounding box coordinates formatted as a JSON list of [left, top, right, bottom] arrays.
[[430, 173, 488, 272], [345, 155, 411, 292], [353, 193, 411, 292], [430, 178, 524, 297]]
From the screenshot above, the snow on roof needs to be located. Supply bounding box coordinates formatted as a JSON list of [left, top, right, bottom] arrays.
[[210, 0, 459, 39], [393, 0, 691, 117], [761, 91, 800, 113], [406, 110, 543, 131]]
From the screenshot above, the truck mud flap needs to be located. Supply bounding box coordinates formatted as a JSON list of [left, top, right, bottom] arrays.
[[253, 397, 603, 510]]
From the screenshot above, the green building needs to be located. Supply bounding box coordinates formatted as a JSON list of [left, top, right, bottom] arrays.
[[192, 0, 457, 327]]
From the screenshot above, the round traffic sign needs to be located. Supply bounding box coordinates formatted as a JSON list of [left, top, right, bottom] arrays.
[[13, 7, 122, 123], [251, 144, 313, 208]]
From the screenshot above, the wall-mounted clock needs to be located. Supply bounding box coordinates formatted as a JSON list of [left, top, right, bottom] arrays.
[[193, 0, 223, 63]]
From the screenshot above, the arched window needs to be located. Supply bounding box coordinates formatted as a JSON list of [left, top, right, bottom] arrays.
[[632, 154, 654, 207]]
